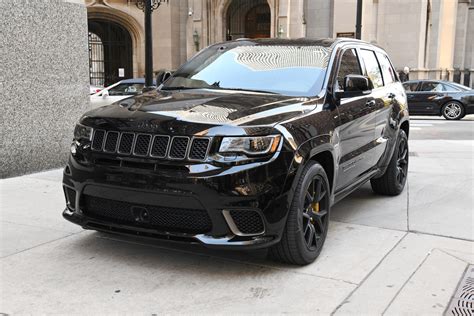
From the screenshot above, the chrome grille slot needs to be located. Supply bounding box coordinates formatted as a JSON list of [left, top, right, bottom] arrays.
[[150, 135, 170, 158], [91, 130, 106, 151], [118, 133, 135, 154], [133, 134, 152, 156], [189, 138, 210, 161], [104, 131, 119, 153], [169, 137, 189, 160]]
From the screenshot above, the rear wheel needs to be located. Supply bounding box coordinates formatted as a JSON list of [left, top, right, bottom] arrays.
[[442, 101, 464, 120], [371, 129, 408, 196], [269, 161, 330, 265]]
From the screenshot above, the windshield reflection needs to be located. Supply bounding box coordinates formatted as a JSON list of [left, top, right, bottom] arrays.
[[163, 45, 330, 97]]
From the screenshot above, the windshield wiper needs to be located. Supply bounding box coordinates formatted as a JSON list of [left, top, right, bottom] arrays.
[[160, 86, 201, 90], [207, 87, 278, 94]]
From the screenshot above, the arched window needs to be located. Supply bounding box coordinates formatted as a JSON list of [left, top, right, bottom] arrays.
[[226, 0, 271, 40], [88, 32, 105, 87], [88, 20, 133, 86]]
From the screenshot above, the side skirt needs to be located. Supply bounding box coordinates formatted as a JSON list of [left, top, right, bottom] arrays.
[[332, 168, 380, 205]]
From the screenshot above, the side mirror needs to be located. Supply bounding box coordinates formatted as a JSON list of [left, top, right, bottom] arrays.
[[335, 75, 372, 99], [102, 89, 109, 98]]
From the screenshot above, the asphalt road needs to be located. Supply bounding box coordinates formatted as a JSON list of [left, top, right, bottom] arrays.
[[410, 115, 474, 140], [1, 116, 473, 314]]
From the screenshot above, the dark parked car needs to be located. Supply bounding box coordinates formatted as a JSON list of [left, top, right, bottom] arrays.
[[63, 38, 409, 265], [403, 80, 474, 120]]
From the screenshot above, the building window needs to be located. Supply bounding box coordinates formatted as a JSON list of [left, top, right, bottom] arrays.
[[88, 32, 105, 87]]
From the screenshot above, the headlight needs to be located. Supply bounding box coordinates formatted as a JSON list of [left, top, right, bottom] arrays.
[[219, 135, 281, 155], [74, 124, 93, 141]]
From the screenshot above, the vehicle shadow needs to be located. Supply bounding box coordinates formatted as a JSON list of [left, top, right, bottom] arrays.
[[65, 183, 406, 274], [70, 230, 274, 273]]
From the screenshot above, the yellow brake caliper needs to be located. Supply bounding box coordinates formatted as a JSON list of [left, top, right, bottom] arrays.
[[311, 202, 320, 213]]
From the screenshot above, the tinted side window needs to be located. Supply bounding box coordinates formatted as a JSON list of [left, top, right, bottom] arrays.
[[360, 49, 384, 88], [420, 82, 445, 92], [377, 52, 396, 84], [403, 82, 420, 92], [336, 49, 362, 90]]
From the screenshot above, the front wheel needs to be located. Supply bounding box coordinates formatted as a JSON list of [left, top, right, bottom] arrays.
[[269, 161, 330, 265], [371, 129, 408, 196], [442, 101, 464, 120]]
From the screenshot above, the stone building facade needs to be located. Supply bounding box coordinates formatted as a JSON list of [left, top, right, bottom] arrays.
[[85, 0, 473, 87]]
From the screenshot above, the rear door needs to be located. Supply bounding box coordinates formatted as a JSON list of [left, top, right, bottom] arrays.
[[373, 51, 400, 162], [334, 48, 377, 191]]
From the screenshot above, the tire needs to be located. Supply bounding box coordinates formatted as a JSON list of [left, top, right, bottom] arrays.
[[442, 101, 465, 120], [269, 161, 330, 265], [370, 129, 408, 196]]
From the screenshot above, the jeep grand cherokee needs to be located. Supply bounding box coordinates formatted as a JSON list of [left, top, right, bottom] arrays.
[[63, 38, 409, 265]]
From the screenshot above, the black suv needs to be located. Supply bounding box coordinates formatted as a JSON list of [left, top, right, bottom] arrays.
[[63, 38, 409, 265]]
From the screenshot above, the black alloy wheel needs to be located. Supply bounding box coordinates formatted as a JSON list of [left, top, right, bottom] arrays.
[[270, 161, 330, 265], [371, 129, 409, 196], [301, 176, 329, 251], [395, 136, 408, 186]]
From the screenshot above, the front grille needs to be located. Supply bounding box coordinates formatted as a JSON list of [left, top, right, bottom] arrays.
[[229, 210, 264, 235], [83, 195, 212, 234], [189, 138, 210, 160], [90, 130, 210, 161]]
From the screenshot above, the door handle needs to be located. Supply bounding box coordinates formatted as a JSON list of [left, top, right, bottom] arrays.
[[365, 100, 376, 108]]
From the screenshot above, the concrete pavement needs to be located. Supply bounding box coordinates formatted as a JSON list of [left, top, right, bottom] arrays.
[[1, 118, 473, 314]]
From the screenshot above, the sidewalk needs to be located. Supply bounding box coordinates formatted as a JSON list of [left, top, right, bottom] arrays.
[[1, 139, 473, 314]]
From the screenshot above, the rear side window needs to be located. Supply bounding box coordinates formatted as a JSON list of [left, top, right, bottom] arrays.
[[336, 49, 362, 90], [360, 49, 384, 88], [377, 52, 397, 84]]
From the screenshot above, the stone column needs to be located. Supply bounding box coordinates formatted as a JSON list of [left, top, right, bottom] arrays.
[[0, 0, 90, 178]]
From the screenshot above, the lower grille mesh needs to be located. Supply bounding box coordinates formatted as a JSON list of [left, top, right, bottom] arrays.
[[83, 195, 212, 234], [229, 210, 264, 235]]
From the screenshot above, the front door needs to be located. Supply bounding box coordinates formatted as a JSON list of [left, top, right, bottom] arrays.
[[411, 81, 446, 114], [334, 48, 377, 192]]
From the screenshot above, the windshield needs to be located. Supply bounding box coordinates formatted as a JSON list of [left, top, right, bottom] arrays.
[[162, 44, 331, 97]]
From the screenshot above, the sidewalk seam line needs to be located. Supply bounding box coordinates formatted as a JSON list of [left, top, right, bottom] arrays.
[[1, 220, 81, 234], [330, 231, 409, 315], [0, 231, 84, 260], [330, 220, 407, 233], [406, 180, 410, 231], [436, 248, 472, 264], [381, 250, 433, 315], [442, 264, 469, 316]]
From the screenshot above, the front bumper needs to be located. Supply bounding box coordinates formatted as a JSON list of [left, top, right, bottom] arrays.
[[62, 150, 296, 249]]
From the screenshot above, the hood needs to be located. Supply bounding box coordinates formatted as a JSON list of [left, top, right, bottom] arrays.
[[81, 89, 317, 136]]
